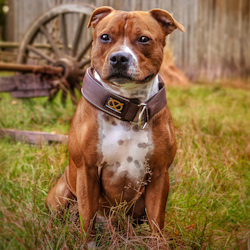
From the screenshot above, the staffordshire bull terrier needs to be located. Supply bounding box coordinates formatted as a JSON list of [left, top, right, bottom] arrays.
[[46, 6, 184, 236]]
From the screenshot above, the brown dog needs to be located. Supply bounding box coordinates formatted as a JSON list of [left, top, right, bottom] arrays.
[[46, 6, 184, 236]]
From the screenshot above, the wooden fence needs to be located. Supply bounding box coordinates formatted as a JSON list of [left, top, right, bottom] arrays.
[[5, 0, 250, 81]]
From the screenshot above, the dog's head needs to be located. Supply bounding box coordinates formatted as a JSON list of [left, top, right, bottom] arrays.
[[88, 7, 184, 86]]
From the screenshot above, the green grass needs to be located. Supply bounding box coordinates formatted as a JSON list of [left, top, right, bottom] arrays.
[[0, 91, 77, 134], [0, 84, 249, 249]]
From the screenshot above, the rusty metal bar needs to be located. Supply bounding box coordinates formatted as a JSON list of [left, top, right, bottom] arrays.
[[0, 62, 63, 75]]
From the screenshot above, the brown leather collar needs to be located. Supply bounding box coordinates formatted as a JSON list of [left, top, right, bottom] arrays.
[[81, 67, 167, 129]]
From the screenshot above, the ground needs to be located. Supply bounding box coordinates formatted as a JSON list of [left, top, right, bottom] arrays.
[[0, 82, 249, 249]]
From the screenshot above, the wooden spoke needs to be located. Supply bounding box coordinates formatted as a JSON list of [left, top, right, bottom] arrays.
[[79, 69, 86, 75], [58, 78, 69, 93], [69, 87, 78, 105], [47, 87, 60, 102], [59, 13, 68, 55], [75, 82, 82, 94], [61, 89, 68, 106], [26, 45, 55, 64], [71, 14, 86, 57], [40, 25, 61, 59], [78, 58, 91, 68], [76, 38, 92, 62]]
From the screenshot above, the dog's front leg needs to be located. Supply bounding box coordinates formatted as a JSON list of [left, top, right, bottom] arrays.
[[76, 165, 100, 235], [145, 168, 169, 234]]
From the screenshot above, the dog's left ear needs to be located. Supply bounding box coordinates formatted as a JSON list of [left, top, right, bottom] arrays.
[[87, 6, 115, 28], [149, 9, 185, 35]]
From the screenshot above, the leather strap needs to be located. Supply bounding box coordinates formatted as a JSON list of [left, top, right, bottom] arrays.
[[81, 67, 167, 124]]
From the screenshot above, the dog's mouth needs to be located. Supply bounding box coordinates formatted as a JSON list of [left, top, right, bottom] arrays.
[[108, 73, 155, 84], [108, 73, 133, 84], [143, 74, 154, 82]]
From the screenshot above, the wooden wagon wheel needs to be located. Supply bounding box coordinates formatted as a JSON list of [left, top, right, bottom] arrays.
[[17, 3, 95, 105]]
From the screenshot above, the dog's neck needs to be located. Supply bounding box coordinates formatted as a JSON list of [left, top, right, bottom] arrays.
[[94, 71, 159, 103]]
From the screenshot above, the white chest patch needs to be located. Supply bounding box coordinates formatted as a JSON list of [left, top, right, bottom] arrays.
[[98, 112, 153, 185], [94, 70, 159, 187]]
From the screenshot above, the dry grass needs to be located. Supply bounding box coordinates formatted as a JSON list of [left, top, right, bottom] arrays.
[[197, 78, 250, 91], [0, 83, 250, 249]]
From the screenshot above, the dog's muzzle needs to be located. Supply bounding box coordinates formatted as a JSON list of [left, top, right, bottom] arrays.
[[109, 52, 132, 69]]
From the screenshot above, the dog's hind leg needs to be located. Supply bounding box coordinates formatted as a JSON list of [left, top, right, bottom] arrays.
[[46, 166, 75, 212]]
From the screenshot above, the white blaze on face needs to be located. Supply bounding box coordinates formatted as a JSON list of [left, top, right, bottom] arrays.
[[122, 20, 140, 78], [120, 44, 139, 76]]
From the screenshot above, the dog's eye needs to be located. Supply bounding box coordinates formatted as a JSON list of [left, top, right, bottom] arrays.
[[139, 36, 151, 43], [100, 34, 110, 42]]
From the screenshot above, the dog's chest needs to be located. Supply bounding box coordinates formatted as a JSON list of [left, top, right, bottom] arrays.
[[98, 112, 153, 185]]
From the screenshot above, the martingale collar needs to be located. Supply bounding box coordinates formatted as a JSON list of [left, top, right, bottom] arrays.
[[81, 67, 167, 129]]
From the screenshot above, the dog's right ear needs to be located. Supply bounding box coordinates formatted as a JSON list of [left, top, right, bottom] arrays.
[[149, 9, 185, 35], [87, 6, 114, 28]]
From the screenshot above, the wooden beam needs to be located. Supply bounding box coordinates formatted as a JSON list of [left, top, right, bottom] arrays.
[[0, 74, 54, 98], [10, 89, 50, 98], [0, 42, 72, 50], [0, 129, 68, 145]]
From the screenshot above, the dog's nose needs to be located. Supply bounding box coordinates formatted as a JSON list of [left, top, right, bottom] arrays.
[[109, 52, 131, 68]]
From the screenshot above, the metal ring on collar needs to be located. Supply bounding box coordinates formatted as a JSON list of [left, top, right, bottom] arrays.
[[138, 103, 147, 130]]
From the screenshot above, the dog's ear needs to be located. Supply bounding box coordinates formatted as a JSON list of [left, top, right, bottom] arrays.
[[87, 6, 114, 28], [149, 9, 185, 35]]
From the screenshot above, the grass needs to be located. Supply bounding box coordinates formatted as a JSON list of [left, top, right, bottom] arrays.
[[0, 91, 76, 134], [0, 83, 250, 249]]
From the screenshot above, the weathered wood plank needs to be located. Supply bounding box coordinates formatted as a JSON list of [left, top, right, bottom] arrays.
[[0, 76, 17, 92], [0, 75, 51, 92], [10, 89, 50, 98], [0, 129, 68, 145]]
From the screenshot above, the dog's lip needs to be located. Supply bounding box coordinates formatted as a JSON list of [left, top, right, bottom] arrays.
[[143, 74, 154, 82], [108, 74, 133, 83], [108, 73, 155, 83]]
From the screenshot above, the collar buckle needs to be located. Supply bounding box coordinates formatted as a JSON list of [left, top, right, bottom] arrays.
[[131, 103, 148, 130]]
